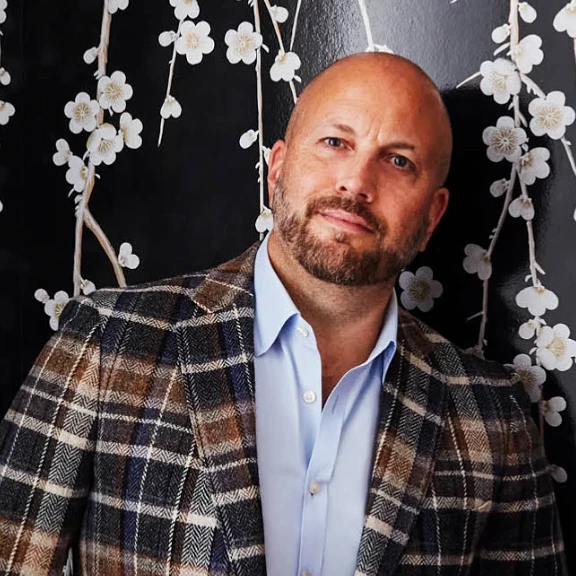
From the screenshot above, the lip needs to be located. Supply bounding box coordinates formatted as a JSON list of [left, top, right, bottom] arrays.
[[318, 209, 374, 233]]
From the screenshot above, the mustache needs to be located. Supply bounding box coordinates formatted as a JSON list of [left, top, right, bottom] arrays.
[[305, 195, 386, 235]]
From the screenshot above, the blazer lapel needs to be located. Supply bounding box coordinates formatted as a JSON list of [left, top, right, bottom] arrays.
[[177, 245, 266, 576], [356, 311, 449, 576]]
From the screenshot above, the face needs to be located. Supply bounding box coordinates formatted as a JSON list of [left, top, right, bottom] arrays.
[[267, 61, 450, 287]]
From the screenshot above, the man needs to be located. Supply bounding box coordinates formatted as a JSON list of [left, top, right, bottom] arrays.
[[0, 53, 565, 575]]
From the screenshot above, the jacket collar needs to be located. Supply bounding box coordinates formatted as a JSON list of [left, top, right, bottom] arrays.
[[190, 243, 259, 313]]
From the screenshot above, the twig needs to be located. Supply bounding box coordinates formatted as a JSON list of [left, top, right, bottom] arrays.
[[73, 0, 114, 296], [84, 207, 127, 286], [478, 163, 517, 349], [357, 0, 374, 51], [260, 0, 297, 103], [516, 171, 540, 286], [456, 70, 481, 89], [158, 19, 183, 147], [289, 0, 303, 51]]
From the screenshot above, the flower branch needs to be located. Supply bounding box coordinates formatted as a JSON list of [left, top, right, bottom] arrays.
[[261, 0, 298, 103], [158, 19, 183, 146], [289, 0, 302, 51], [253, 0, 266, 228], [357, 0, 374, 51], [84, 206, 127, 286]]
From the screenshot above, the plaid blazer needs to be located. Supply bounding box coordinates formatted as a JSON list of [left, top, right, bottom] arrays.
[[0, 244, 566, 576]]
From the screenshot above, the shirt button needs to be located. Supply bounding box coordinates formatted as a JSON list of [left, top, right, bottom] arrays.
[[309, 481, 320, 495], [302, 571, 312, 576], [296, 325, 309, 337], [302, 390, 316, 404]]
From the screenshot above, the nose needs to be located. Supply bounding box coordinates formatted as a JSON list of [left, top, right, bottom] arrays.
[[334, 153, 376, 202]]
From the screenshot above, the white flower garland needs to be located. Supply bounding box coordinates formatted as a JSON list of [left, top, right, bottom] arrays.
[[40, 0, 143, 331], [157, 0, 215, 146], [457, 0, 571, 482]]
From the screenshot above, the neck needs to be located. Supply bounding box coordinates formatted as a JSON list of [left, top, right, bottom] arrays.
[[267, 232, 395, 399]]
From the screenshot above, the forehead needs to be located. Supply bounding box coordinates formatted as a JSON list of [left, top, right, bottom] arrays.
[[293, 68, 445, 148]]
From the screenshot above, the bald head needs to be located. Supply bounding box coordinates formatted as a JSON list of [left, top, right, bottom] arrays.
[[285, 53, 452, 187]]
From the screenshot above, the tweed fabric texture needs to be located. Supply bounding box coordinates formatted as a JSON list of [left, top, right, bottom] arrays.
[[0, 243, 566, 576]]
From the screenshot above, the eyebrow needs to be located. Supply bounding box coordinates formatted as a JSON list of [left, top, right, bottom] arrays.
[[327, 123, 417, 151]]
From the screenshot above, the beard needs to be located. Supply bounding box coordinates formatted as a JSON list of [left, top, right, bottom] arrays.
[[271, 178, 429, 286]]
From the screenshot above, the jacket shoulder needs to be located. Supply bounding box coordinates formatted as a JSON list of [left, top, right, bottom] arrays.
[[399, 308, 515, 383]]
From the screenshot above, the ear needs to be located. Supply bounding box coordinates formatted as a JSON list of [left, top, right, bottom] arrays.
[[419, 187, 449, 251], [267, 140, 286, 206]]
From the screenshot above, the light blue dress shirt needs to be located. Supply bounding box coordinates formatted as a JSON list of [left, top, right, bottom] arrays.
[[254, 236, 398, 576]]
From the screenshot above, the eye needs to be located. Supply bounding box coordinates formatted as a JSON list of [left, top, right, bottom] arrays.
[[391, 154, 412, 169], [324, 137, 343, 148]]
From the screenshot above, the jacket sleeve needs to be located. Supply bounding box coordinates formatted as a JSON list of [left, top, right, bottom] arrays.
[[0, 297, 102, 576], [474, 378, 567, 575]]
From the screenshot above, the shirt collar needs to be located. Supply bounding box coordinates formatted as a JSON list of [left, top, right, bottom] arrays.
[[254, 234, 300, 356], [253, 234, 398, 359]]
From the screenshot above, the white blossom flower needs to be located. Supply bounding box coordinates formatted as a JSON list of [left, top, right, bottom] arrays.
[[479, 59, 521, 105], [0, 200, 3, 213], [262, 146, 271, 165], [482, 116, 527, 163], [463, 244, 492, 280], [160, 95, 182, 119], [87, 123, 124, 165], [83, 47, 98, 64], [158, 31, 178, 47], [35, 289, 71, 331], [528, 91, 575, 140], [119, 112, 142, 149], [108, 0, 129, 14], [270, 50, 301, 82], [554, 1, 576, 37], [550, 464, 568, 483], [66, 156, 89, 192], [490, 178, 509, 198], [519, 147, 550, 185], [269, 5, 289, 23], [519, 317, 545, 340], [240, 129, 258, 149], [535, 324, 576, 371], [170, 0, 199, 20], [64, 92, 100, 134], [507, 354, 545, 403], [510, 34, 543, 74], [80, 278, 96, 295], [118, 242, 140, 269], [508, 196, 534, 220], [176, 21, 215, 65], [0, 0, 6, 24], [491, 24, 510, 44], [255, 206, 274, 233], [97, 71, 133, 113], [0, 67, 11, 86], [398, 266, 443, 312], [225, 22, 263, 65], [516, 285, 559, 317], [519, 2, 537, 23], [540, 396, 567, 427], [53, 139, 72, 166], [0, 100, 15, 125]]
